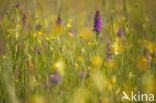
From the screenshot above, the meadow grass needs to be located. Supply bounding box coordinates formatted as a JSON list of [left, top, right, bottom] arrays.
[[0, 0, 156, 103]]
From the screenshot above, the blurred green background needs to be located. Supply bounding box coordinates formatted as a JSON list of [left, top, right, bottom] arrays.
[[0, 0, 156, 103]]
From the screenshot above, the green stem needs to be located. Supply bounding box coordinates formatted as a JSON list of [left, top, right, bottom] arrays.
[[123, 0, 127, 15]]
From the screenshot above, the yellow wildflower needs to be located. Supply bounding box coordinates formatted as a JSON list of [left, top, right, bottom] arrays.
[[111, 9, 115, 14], [88, 41, 92, 46], [8, 29, 14, 33], [68, 32, 73, 37], [143, 40, 155, 53], [81, 48, 86, 53], [147, 42, 155, 54], [50, 47, 54, 51], [31, 95, 45, 103], [138, 56, 152, 71], [112, 76, 117, 84], [16, 32, 19, 38], [15, 8, 19, 12], [122, 16, 126, 20], [77, 56, 84, 62], [137, 39, 142, 44], [79, 34, 83, 38], [145, 17, 149, 22], [53, 60, 65, 76], [113, 23, 119, 34], [112, 42, 121, 55], [144, 39, 148, 43], [6, 34, 11, 39], [28, 62, 34, 68], [45, 37, 50, 41], [91, 56, 102, 68], [129, 72, 133, 79], [2, 56, 6, 61], [74, 63, 79, 68], [33, 33, 37, 38], [67, 24, 72, 28], [38, 32, 43, 36], [112, 37, 125, 55], [51, 36, 56, 40]]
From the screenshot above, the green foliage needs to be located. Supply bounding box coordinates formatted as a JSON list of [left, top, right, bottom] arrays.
[[0, 0, 156, 103]]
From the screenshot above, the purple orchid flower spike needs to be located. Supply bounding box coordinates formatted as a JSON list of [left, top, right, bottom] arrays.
[[106, 42, 113, 60], [51, 71, 62, 85], [44, 82, 51, 89], [146, 54, 151, 68], [144, 32, 148, 39], [93, 10, 102, 34], [144, 49, 151, 68], [117, 28, 124, 38], [56, 14, 62, 26], [22, 13, 26, 25], [80, 71, 87, 79]]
